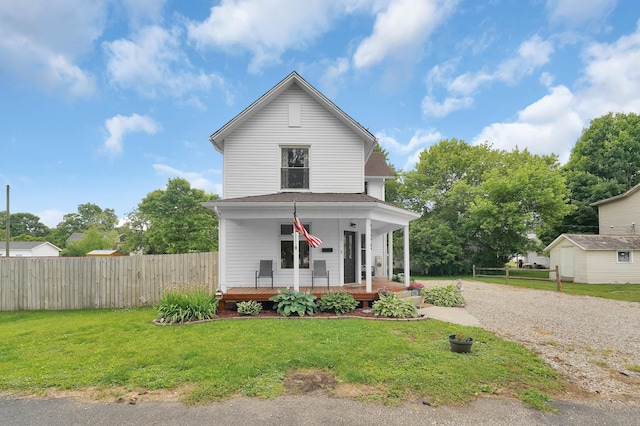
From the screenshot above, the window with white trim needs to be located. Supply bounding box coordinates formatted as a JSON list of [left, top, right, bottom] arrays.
[[617, 251, 631, 263], [280, 224, 310, 269], [281, 147, 309, 189]]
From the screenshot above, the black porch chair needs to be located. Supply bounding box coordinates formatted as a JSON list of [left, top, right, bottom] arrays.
[[255, 260, 274, 288]]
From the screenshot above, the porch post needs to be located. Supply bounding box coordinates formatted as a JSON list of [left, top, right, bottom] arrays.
[[387, 231, 393, 280], [293, 230, 300, 291], [403, 225, 410, 287], [218, 217, 226, 292], [365, 218, 372, 292]]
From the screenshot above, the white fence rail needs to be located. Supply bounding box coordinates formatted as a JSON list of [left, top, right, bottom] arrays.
[[0, 252, 218, 311]]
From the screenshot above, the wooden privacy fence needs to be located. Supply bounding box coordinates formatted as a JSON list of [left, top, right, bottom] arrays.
[[473, 265, 563, 291], [0, 252, 218, 311]]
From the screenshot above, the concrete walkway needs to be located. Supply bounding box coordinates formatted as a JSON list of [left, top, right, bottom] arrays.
[[419, 305, 482, 326]]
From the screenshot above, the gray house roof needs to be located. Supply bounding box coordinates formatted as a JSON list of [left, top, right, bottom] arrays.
[[365, 152, 395, 178], [590, 182, 640, 206], [545, 233, 640, 251], [66, 232, 84, 242]]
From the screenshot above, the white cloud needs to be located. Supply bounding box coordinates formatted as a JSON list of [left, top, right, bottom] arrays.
[[546, 0, 616, 27], [421, 95, 473, 117], [103, 114, 160, 155], [577, 21, 640, 118], [472, 85, 582, 163], [422, 35, 554, 117], [188, 0, 343, 73], [471, 22, 640, 164], [352, 0, 458, 69], [152, 164, 221, 195], [120, 0, 168, 27], [104, 25, 226, 102], [377, 129, 442, 170], [0, 0, 104, 98]]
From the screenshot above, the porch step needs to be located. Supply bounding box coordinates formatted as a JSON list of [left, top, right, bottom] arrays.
[[395, 290, 424, 307]]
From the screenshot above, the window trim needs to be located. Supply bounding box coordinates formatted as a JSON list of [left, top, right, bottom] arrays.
[[280, 145, 310, 191], [617, 250, 632, 263], [279, 222, 311, 270]]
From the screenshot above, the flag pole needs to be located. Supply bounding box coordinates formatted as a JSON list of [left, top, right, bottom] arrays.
[[293, 201, 299, 291]]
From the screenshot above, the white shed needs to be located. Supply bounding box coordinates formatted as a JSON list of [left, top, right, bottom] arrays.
[[545, 234, 640, 284], [0, 241, 61, 257]]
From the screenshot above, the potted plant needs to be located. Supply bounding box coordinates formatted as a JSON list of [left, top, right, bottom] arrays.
[[407, 282, 424, 296], [448, 333, 474, 353]]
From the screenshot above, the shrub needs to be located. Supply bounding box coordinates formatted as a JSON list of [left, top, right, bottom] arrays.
[[237, 300, 263, 316], [420, 284, 465, 307], [269, 289, 318, 317], [317, 291, 358, 314], [392, 273, 415, 284], [371, 294, 419, 318], [155, 286, 218, 324]]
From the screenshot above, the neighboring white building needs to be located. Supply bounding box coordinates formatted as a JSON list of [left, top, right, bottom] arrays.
[[546, 182, 640, 283], [0, 241, 61, 257], [202, 72, 419, 292]]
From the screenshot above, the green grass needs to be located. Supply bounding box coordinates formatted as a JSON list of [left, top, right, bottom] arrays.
[[0, 308, 562, 409], [414, 276, 640, 303]]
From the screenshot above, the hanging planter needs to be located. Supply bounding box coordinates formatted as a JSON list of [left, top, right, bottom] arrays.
[[448, 334, 474, 353]]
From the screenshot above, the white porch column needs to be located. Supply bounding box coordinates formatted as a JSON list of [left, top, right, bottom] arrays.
[[293, 230, 300, 291], [403, 225, 410, 287], [365, 218, 372, 292], [218, 216, 226, 291], [387, 231, 393, 280]]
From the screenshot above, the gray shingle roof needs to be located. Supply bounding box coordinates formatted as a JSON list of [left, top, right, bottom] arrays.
[[550, 233, 640, 250], [365, 152, 395, 178]]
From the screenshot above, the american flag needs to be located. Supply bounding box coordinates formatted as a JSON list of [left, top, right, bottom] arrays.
[[294, 215, 322, 248]]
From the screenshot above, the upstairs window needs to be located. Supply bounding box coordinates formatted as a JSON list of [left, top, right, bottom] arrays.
[[281, 147, 309, 189]]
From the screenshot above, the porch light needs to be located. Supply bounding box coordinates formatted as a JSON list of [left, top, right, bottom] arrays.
[[350, 222, 356, 228]]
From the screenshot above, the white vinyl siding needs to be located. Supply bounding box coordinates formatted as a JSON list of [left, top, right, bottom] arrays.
[[223, 85, 364, 199], [365, 178, 385, 200], [598, 194, 640, 235], [223, 218, 342, 287]]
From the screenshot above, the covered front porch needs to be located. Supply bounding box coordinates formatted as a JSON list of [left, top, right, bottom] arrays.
[[217, 277, 406, 311]]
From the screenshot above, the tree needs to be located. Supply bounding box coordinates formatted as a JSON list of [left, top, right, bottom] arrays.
[[544, 112, 640, 240], [60, 227, 118, 257], [0, 212, 50, 239], [56, 203, 119, 236], [401, 139, 571, 275], [120, 178, 219, 254]]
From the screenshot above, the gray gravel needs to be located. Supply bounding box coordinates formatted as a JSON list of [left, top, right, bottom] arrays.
[[453, 279, 640, 403]]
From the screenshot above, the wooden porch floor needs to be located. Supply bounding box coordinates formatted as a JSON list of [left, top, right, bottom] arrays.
[[220, 278, 405, 310]]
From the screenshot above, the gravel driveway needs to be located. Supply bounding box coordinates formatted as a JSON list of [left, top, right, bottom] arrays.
[[446, 280, 640, 404]]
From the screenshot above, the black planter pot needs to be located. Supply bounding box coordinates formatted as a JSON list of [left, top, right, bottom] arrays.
[[448, 334, 474, 353]]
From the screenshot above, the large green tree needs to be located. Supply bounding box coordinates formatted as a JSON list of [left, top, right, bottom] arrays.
[[544, 112, 640, 240], [121, 178, 218, 254], [0, 212, 50, 239], [401, 139, 571, 275]]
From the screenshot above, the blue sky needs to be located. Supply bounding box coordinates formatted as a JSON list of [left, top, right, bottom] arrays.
[[1, 0, 639, 228]]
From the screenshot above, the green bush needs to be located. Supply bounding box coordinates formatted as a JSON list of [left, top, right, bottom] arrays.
[[269, 289, 318, 317], [317, 291, 358, 314], [420, 284, 465, 307], [237, 300, 263, 316], [155, 287, 218, 324], [371, 294, 419, 318]]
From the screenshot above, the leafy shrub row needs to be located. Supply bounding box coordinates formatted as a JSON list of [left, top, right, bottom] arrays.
[[237, 300, 263, 316], [420, 284, 465, 307], [155, 287, 218, 324], [372, 294, 419, 318]]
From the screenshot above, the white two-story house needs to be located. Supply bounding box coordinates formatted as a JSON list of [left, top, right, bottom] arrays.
[[203, 72, 419, 293]]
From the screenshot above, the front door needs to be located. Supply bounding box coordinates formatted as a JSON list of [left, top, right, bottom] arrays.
[[344, 231, 356, 283]]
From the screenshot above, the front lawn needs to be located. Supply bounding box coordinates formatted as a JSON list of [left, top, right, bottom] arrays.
[[0, 308, 562, 408]]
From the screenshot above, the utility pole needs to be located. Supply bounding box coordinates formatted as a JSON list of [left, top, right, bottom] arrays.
[[5, 185, 9, 257]]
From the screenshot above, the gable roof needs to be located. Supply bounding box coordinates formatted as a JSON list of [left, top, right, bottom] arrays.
[[590, 182, 640, 206], [209, 71, 377, 156], [66, 232, 84, 242], [545, 233, 640, 251], [365, 152, 395, 178], [7, 241, 62, 251]]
